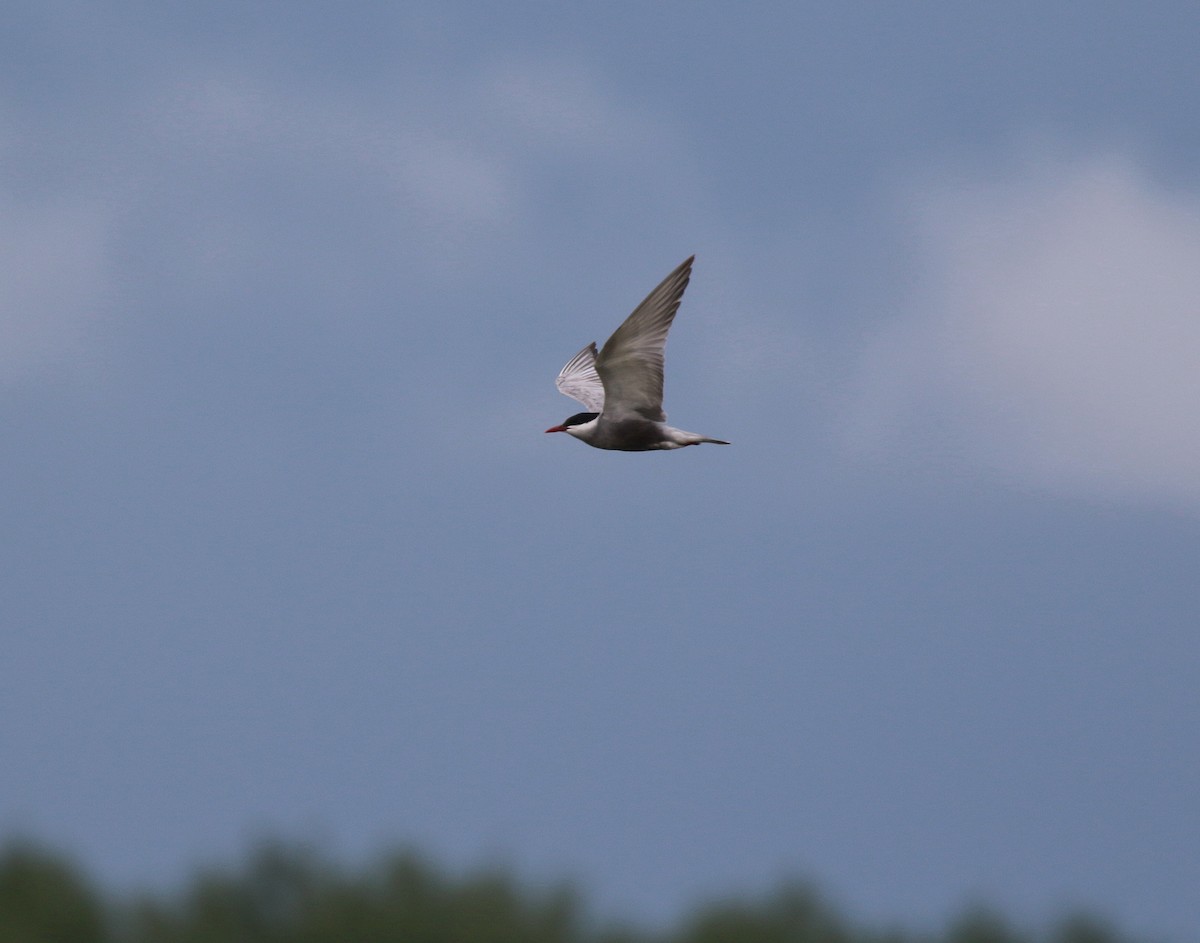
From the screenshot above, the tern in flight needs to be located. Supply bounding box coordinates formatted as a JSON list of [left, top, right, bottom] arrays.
[[545, 256, 730, 451]]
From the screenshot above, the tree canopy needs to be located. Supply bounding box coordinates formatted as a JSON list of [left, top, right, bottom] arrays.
[[0, 839, 1130, 943]]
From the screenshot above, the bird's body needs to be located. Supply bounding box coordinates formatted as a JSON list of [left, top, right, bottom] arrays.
[[545, 256, 730, 451]]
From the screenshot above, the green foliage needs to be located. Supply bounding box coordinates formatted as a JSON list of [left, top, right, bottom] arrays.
[[1050, 915, 1122, 943], [0, 841, 110, 943], [0, 837, 1144, 943], [680, 884, 851, 943], [946, 907, 1023, 943], [124, 842, 580, 943]]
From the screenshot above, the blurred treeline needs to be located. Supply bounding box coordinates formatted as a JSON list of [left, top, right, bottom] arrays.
[[0, 838, 1131, 943]]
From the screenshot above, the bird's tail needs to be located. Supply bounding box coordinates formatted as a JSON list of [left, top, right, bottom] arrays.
[[664, 426, 731, 448]]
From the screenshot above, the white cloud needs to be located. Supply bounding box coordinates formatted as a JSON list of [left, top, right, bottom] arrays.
[[0, 51, 742, 394], [151, 71, 517, 227], [0, 198, 111, 383], [480, 57, 669, 158], [851, 154, 1200, 512], [385, 127, 514, 226], [2, 63, 522, 382]]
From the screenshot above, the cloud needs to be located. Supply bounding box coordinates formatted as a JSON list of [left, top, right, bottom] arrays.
[[0, 197, 112, 383], [0, 41, 776, 418], [480, 57, 671, 158], [148, 70, 518, 231], [851, 154, 1200, 513]]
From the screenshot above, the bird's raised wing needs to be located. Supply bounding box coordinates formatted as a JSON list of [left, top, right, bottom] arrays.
[[554, 342, 605, 411], [595, 255, 693, 422]]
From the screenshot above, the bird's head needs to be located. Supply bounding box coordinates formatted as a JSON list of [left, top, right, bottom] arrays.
[[545, 412, 600, 436]]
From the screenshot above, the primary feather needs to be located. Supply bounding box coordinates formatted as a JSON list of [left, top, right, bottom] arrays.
[[594, 255, 692, 421], [554, 342, 605, 412]]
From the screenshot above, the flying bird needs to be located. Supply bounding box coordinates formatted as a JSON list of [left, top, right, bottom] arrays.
[[545, 256, 730, 451]]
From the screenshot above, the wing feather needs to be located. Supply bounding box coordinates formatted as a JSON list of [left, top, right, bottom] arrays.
[[554, 342, 605, 411], [595, 256, 693, 421]]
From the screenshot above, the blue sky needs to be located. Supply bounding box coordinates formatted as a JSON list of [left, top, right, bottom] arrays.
[[3, 3, 1199, 939]]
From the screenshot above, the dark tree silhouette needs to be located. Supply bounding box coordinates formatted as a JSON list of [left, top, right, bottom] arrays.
[[0, 837, 1135, 943]]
